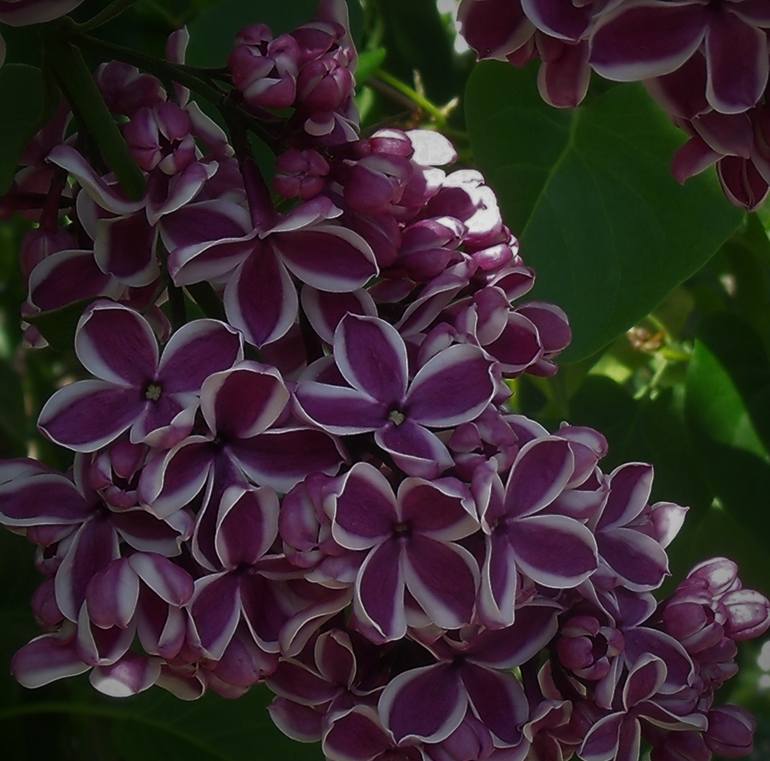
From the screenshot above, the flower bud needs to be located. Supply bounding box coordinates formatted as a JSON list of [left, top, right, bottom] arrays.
[[274, 149, 330, 199], [705, 706, 755, 758]]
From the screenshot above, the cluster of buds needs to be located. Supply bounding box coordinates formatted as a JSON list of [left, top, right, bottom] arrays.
[[457, 0, 770, 209], [229, 10, 357, 144], [0, 3, 768, 761]]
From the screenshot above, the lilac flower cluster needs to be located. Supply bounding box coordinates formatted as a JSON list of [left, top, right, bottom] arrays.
[[0, 2, 768, 760], [457, 0, 770, 209]]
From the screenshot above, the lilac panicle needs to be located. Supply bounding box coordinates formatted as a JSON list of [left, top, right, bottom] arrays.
[[0, 2, 766, 760]]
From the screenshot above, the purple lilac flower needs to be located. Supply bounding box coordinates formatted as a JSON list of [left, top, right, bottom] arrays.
[[0, 3, 766, 757]]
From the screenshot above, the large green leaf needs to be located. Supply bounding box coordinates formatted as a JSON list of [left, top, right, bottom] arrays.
[[685, 313, 770, 592], [465, 62, 743, 361], [0, 65, 45, 194]]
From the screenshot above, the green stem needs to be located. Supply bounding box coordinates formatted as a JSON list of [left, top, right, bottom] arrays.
[[76, 0, 137, 32], [373, 68, 447, 125]]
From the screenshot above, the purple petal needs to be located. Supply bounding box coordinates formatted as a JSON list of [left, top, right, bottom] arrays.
[[146, 160, 216, 225], [128, 552, 194, 605], [504, 437, 574, 518], [231, 427, 344, 493], [94, 212, 159, 286], [672, 136, 720, 184], [215, 485, 279, 567], [598, 527, 669, 591], [623, 627, 694, 693], [375, 420, 454, 479], [379, 663, 467, 744], [55, 516, 120, 621], [189, 572, 241, 660], [315, 629, 356, 687], [537, 39, 591, 109], [11, 634, 89, 688], [138, 438, 213, 518], [323, 706, 392, 760], [301, 287, 378, 345], [28, 249, 118, 312], [590, 1, 707, 82], [75, 300, 158, 386], [479, 532, 518, 629], [270, 698, 325, 743], [334, 314, 408, 404], [273, 225, 378, 292], [457, 0, 534, 60], [705, 10, 768, 113], [201, 362, 289, 439], [406, 345, 495, 427], [398, 477, 477, 540], [623, 655, 667, 709], [162, 200, 254, 285], [509, 514, 598, 588], [130, 394, 193, 447], [0, 473, 90, 527], [47, 146, 145, 215], [239, 573, 289, 651], [268, 660, 339, 705], [90, 653, 161, 697], [599, 463, 654, 529], [403, 537, 478, 630], [85, 558, 140, 629], [354, 539, 406, 641], [158, 318, 243, 393], [469, 603, 560, 668], [331, 463, 397, 551], [483, 312, 542, 373], [579, 712, 624, 761], [461, 662, 528, 747], [522, 0, 591, 40], [295, 381, 388, 434], [224, 248, 298, 348]]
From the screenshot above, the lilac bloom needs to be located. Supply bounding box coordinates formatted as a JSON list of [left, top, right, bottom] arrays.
[[295, 314, 497, 478], [323, 706, 422, 761], [580, 655, 708, 761], [186, 484, 290, 659], [590, 0, 770, 114], [267, 628, 373, 741], [473, 437, 599, 628], [326, 462, 480, 641], [38, 300, 243, 452], [592, 464, 671, 592], [160, 196, 378, 347], [378, 604, 559, 747], [0, 466, 192, 622], [137, 361, 344, 528], [80, 552, 194, 662], [12, 626, 161, 697]]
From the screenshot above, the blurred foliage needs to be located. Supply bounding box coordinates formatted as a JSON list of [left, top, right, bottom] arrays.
[[1, 1, 769, 759]]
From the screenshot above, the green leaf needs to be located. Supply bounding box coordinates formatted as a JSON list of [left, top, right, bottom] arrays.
[[0, 686, 323, 761], [27, 301, 89, 352], [187, 0, 362, 67], [356, 47, 387, 85], [0, 65, 45, 194], [46, 40, 145, 200], [465, 62, 743, 361], [569, 376, 711, 514], [685, 313, 770, 591], [375, 0, 457, 102]]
